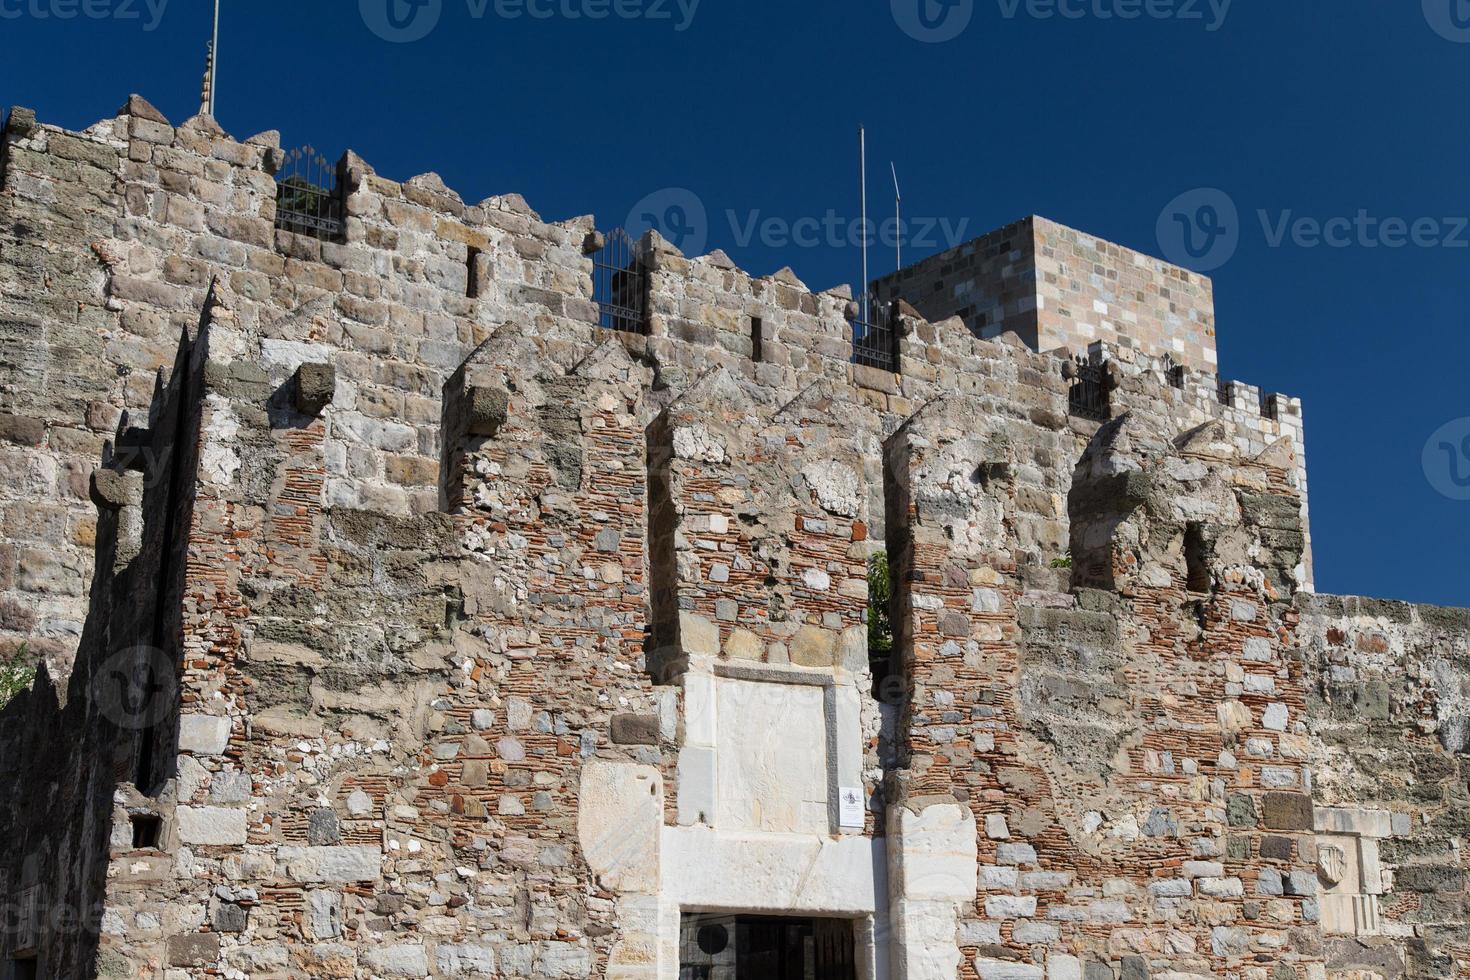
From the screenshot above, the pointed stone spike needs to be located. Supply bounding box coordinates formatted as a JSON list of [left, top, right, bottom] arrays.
[[117, 94, 169, 124], [1253, 436, 1297, 470]]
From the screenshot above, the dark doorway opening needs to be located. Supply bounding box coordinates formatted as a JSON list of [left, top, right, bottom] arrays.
[[679, 913, 856, 980]]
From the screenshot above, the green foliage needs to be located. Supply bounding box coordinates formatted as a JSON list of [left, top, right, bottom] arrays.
[[0, 644, 35, 709], [868, 552, 894, 656], [1050, 555, 1074, 569]]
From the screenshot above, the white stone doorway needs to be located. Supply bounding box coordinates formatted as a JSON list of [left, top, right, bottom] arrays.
[[678, 913, 858, 980]]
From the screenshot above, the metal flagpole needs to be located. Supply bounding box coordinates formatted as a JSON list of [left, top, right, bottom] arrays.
[[860, 127, 868, 324], [210, 0, 220, 116], [891, 162, 902, 274]]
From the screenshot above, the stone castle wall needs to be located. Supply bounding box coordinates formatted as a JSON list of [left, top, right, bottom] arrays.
[[0, 96, 1459, 980]]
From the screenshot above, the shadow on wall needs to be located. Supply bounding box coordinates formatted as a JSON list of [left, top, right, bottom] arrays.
[[0, 299, 210, 978]]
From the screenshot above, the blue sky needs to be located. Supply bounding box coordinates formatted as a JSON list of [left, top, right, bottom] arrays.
[[3, 1, 1467, 606]]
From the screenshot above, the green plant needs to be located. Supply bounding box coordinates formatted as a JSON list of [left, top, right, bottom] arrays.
[[867, 552, 894, 656], [0, 645, 35, 709], [1050, 555, 1074, 569]]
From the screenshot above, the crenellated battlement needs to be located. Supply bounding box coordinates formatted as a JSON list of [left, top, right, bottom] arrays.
[[0, 94, 1311, 688]]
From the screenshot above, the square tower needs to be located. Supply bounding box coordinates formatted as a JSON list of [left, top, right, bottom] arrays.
[[874, 215, 1218, 368]]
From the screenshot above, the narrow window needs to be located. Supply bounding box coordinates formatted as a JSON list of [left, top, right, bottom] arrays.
[[466, 246, 481, 299], [1185, 522, 1210, 593], [867, 551, 894, 700], [751, 316, 764, 362], [274, 146, 345, 244], [131, 814, 163, 849]]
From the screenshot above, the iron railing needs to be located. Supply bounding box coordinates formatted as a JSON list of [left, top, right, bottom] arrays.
[[592, 228, 649, 334], [1163, 356, 1186, 389], [275, 146, 344, 242], [1069, 360, 1110, 421], [851, 299, 899, 372], [1217, 378, 1235, 408]]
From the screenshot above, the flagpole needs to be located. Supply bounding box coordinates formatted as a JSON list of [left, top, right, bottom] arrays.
[[860, 126, 868, 324], [210, 0, 220, 116]]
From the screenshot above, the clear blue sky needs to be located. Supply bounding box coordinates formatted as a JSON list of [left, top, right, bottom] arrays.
[[4, 1, 1466, 606]]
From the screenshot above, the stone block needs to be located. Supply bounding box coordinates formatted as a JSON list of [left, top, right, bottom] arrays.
[[678, 611, 720, 658], [167, 932, 219, 967], [176, 806, 246, 845], [293, 362, 336, 415], [975, 960, 1044, 980], [178, 714, 232, 755], [465, 384, 508, 437], [578, 761, 662, 894], [437, 944, 497, 976], [1262, 792, 1314, 831], [610, 714, 659, 745], [363, 944, 429, 977], [276, 845, 381, 882], [789, 625, 837, 667], [0, 413, 45, 446]]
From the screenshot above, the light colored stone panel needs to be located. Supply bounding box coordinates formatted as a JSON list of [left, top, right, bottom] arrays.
[[175, 806, 246, 846], [715, 677, 828, 834], [276, 845, 382, 883], [661, 825, 885, 915], [577, 760, 662, 895]]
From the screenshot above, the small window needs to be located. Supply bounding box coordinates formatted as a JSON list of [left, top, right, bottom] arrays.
[[592, 228, 649, 335], [1068, 360, 1110, 422], [851, 299, 899, 373], [1216, 378, 1236, 408], [1185, 523, 1211, 593], [1259, 392, 1279, 421], [274, 146, 344, 243], [131, 814, 162, 849], [751, 317, 764, 362], [466, 246, 482, 299]]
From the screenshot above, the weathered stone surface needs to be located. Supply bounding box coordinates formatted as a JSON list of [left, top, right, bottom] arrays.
[[293, 362, 336, 415], [175, 806, 247, 845], [1263, 792, 1314, 831], [610, 713, 659, 745], [0, 98, 1454, 980]]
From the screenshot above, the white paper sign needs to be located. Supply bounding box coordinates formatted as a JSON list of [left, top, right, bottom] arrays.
[[838, 786, 865, 828]]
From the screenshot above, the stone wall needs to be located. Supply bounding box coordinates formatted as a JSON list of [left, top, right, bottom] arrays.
[[0, 99, 1299, 685], [1300, 595, 1470, 979], [0, 95, 1453, 980]]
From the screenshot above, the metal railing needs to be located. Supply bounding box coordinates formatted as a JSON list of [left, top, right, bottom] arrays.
[[851, 299, 899, 372], [592, 228, 649, 334], [1163, 356, 1186, 389], [1217, 378, 1236, 408], [274, 146, 344, 242], [1068, 360, 1110, 421]]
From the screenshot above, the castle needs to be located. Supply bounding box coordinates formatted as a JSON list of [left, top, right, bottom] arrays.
[[0, 95, 1466, 980]]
